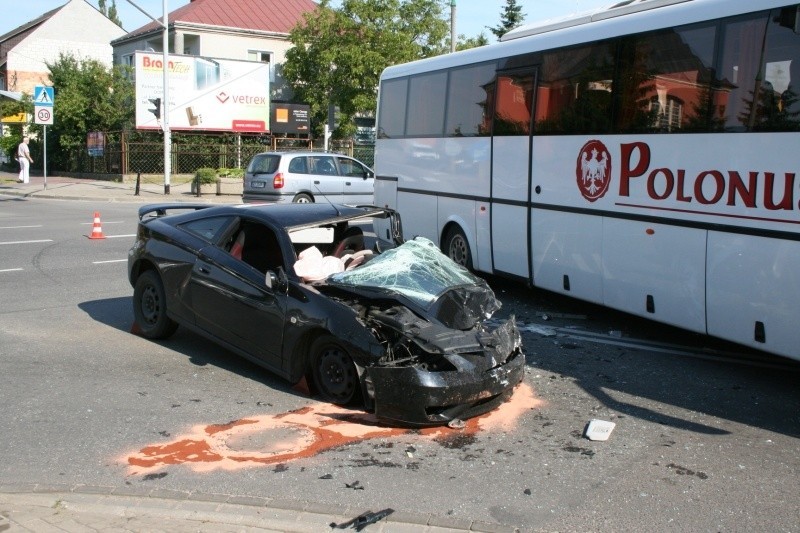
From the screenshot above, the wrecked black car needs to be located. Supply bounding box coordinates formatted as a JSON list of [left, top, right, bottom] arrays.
[[127, 202, 524, 426]]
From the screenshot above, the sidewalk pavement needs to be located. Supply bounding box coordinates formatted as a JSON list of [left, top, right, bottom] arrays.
[[0, 171, 241, 204], [0, 170, 521, 533]]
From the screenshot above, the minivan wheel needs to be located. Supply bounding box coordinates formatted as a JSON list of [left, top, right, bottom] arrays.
[[293, 193, 313, 203]]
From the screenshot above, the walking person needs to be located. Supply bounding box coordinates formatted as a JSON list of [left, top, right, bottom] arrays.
[[17, 136, 33, 184]]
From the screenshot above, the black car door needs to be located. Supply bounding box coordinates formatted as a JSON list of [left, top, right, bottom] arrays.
[[188, 222, 286, 370]]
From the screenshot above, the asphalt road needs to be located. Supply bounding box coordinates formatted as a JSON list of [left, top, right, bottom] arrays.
[[1, 196, 798, 532]]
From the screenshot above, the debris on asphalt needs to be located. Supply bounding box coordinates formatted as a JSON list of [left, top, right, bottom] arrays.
[[584, 419, 616, 441], [405, 445, 416, 458], [319, 473, 333, 479], [345, 480, 365, 490], [447, 418, 466, 429], [330, 508, 394, 531], [523, 488, 532, 495], [519, 324, 557, 336]]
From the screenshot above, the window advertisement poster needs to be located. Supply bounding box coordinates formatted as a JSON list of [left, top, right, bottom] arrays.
[[134, 52, 270, 132]]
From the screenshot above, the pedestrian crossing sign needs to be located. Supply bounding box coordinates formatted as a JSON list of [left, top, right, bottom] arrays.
[[34, 86, 54, 106]]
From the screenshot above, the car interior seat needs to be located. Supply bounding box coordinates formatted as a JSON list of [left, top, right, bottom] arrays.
[[318, 159, 336, 175], [230, 230, 245, 260]]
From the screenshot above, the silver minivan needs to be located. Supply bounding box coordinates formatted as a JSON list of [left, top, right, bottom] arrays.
[[242, 151, 374, 204]]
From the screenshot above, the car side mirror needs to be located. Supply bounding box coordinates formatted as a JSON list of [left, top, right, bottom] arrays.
[[265, 267, 288, 292]]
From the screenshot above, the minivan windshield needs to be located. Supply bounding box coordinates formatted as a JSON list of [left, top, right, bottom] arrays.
[[247, 154, 280, 174]]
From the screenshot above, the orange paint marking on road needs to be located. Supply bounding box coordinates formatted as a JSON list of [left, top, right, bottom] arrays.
[[122, 383, 542, 475]]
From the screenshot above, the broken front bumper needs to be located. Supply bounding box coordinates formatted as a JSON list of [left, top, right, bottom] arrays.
[[366, 347, 525, 427]]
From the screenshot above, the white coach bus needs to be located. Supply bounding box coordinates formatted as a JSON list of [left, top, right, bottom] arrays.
[[373, 0, 800, 360]]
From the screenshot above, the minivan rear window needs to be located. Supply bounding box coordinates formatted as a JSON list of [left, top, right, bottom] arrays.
[[247, 154, 280, 174]]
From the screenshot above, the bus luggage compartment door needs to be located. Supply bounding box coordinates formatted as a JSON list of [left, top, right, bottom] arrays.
[[603, 219, 706, 333]]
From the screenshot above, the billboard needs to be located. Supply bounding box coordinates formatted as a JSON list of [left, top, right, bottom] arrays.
[[271, 103, 310, 135], [135, 52, 270, 132]]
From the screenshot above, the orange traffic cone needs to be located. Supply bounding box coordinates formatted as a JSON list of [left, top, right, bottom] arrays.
[[89, 211, 106, 240]]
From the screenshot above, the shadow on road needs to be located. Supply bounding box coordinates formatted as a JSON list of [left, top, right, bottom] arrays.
[[77, 297, 310, 402], [487, 276, 800, 438]]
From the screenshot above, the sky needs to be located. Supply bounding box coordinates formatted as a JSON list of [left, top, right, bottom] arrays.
[[3, 0, 614, 40]]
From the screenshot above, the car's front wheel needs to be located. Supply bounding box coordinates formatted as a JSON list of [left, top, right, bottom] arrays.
[[310, 334, 360, 405], [133, 270, 178, 339]]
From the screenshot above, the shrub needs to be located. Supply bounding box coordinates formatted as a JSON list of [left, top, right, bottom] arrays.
[[217, 167, 244, 179], [195, 167, 217, 184]]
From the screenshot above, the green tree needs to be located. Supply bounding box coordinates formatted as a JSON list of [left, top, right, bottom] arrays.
[[43, 54, 134, 169], [456, 32, 489, 51], [488, 0, 525, 40], [282, 0, 449, 139], [98, 0, 123, 27]]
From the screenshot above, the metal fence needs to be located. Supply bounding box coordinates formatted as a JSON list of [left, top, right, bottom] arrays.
[[64, 131, 375, 177]]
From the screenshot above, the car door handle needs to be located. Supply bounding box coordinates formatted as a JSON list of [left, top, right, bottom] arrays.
[[314, 180, 320, 184], [198, 266, 210, 274], [345, 182, 351, 186]]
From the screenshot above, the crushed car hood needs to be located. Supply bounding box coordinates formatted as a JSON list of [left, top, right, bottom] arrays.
[[327, 237, 501, 330]]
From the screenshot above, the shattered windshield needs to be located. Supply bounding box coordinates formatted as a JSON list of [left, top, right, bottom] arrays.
[[328, 237, 482, 307]]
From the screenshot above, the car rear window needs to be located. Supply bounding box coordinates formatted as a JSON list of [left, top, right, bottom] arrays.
[[247, 154, 280, 174]]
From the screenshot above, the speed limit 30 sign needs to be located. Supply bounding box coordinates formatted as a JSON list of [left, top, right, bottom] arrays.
[[35, 106, 53, 125]]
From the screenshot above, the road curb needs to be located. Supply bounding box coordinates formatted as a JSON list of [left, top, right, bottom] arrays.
[[0, 483, 521, 532]]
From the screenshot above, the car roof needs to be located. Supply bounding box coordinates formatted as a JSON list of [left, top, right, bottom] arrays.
[[142, 202, 385, 231], [252, 151, 348, 157]]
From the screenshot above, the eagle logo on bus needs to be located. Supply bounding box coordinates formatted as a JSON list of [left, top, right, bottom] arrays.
[[576, 140, 611, 202]]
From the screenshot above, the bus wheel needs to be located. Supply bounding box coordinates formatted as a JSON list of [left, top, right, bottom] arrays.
[[443, 227, 473, 270]]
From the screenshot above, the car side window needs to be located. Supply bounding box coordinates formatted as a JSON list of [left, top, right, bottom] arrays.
[[337, 157, 366, 178], [179, 216, 233, 242], [230, 221, 284, 275], [312, 156, 338, 175], [288, 156, 308, 174]]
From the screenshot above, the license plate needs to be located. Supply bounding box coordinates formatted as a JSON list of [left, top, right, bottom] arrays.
[[251, 181, 266, 188]]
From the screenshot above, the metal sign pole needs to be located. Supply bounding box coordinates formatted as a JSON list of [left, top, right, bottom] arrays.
[[43, 125, 47, 189]]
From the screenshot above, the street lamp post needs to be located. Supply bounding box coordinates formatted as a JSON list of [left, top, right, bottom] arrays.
[[450, 0, 457, 53]]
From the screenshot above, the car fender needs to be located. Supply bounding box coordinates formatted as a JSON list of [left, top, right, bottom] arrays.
[[281, 283, 384, 383]]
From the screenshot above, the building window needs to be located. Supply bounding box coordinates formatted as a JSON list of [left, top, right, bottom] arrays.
[[248, 50, 272, 64]]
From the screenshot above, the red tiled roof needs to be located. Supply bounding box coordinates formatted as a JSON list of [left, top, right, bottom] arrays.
[[121, 0, 318, 39]]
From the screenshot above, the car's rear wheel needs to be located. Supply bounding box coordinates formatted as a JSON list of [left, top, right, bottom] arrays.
[[293, 193, 313, 203], [133, 270, 178, 339], [443, 226, 473, 270], [310, 334, 360, 405]]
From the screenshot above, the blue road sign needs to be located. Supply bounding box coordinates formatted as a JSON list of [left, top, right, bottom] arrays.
[[34, 86, 54, 107]]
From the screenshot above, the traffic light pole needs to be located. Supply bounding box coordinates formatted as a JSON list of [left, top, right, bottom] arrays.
[[162, 0, 171, 195], [126, 0, 170, 194]]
